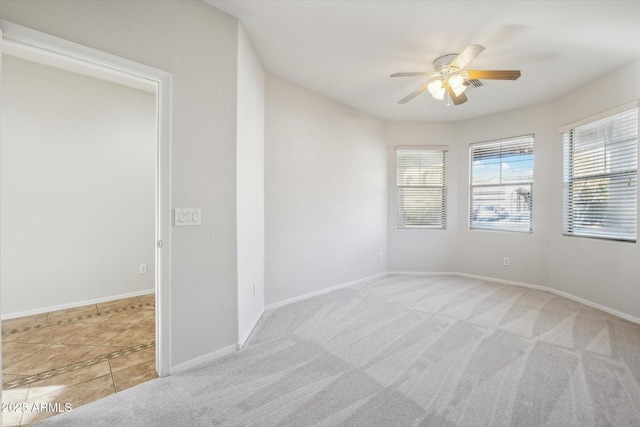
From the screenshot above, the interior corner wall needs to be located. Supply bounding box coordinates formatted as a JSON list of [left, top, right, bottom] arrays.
[[386, 59, 640, 320], [0, 0, 241, 367], [236, 24, 265, 344], [264, 74, 387, 305], [1, 55, 155, 317]]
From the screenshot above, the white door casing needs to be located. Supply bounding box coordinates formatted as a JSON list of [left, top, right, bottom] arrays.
[[0, 20, 172, 377]]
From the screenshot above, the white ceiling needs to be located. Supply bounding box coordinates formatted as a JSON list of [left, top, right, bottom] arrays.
[[206, 1, 640, 122]]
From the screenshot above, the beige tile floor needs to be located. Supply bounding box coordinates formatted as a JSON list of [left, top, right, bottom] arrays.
[[2, 295, 157, 426]]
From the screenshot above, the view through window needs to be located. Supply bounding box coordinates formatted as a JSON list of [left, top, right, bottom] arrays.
[[562, 107, 638, 241], [469, 135, 534, 232]]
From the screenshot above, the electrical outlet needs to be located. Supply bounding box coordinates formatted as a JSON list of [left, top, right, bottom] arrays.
[[252, 283, 256, 297], [379, 252, 383, 261], [503, 257, 510, 267], [139, 264, 148, 274]]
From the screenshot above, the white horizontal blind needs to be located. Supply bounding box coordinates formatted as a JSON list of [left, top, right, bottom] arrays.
[[469, 135, 534, 232], [397, 149, 446, 229], [563, 108, 638, 241]]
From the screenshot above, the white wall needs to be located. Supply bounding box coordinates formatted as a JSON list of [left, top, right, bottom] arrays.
[[1, 55, 155, 316], [0, 0, 241, 367], [385, 105, 554, 286], [547, 59, 640, 318], [236, 24, 265, 345], [386, 122, 458, 272], [452, 102, 554, 287], [265, 75, 387, 305], [387, 59, 640, 320]]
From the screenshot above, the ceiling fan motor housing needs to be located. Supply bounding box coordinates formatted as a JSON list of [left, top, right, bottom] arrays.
[[433, 54, 459, 72]]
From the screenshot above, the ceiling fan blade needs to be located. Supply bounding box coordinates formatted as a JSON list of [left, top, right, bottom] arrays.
[[447, 86, 468, 105], [398, 83, 430, 104], [466, 70, 521, 80], [450, 44, 485, 70], [390, 72, 433, 77]]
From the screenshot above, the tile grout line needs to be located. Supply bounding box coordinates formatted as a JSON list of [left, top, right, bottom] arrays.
[[2, 341, 156, 390], [2, 303, 155, 336], [108, 359, 117, 394]]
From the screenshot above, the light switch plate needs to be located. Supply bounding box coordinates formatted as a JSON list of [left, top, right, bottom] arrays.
[[175, 208, 201, 226]]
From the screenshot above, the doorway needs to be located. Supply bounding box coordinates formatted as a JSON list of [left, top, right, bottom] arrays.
[[0, 21, 171, 426]]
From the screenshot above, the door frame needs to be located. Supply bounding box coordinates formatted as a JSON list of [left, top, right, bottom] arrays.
[[0, 20, 172, 377]]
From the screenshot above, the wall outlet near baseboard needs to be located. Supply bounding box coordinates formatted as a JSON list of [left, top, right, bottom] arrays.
[[139, 264, 148, 274], [252, 283, 256, 297], [503, 257, 511, 267]]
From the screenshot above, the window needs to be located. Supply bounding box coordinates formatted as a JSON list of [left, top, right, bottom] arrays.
[[469, 135, 534, 232], [562, 107, 638, 242], [396, 147, 447, 229]]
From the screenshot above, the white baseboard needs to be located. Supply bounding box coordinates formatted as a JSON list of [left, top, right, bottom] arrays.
[[455, 272, 640, 325], [170, 344, 237, 375], [238, 308, 265, 349], [391, 270, 640, 326], [549, 287, 640, 325], [454, 272, 549, 292], [265, 272, 387, 311], [387, 271, 457, 277], [171, 308, 265, 375], [1, 289, 155, 320], [388, 270, 547, 291], [171, 269, 640, 376], [172, 273, 387, 374], [166, 270, 640, 376]]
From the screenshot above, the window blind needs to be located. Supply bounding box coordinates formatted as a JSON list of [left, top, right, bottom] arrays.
[[562, 107, 638, 242], [396, 149, 446, 229], [469, 135, 534, 232]]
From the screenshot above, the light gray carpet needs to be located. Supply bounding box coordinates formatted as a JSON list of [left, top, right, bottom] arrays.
[[39, 274, 640, 426]]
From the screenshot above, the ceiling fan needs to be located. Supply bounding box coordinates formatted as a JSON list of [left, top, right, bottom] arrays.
[[391, 44, 521, 106]]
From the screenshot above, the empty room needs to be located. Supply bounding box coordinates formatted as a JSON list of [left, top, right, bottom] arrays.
[[0, 1, 638, 426], [1, 42, 159, 426]]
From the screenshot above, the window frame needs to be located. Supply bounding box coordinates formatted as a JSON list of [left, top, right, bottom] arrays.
[[468, 135, 534, 233], [395, 146, 447, 230], [562, 106, 638, 242]]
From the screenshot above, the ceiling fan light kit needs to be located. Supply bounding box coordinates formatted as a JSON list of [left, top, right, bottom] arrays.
[[392, 44, 521, 107], [427, 79, 445, 100]]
